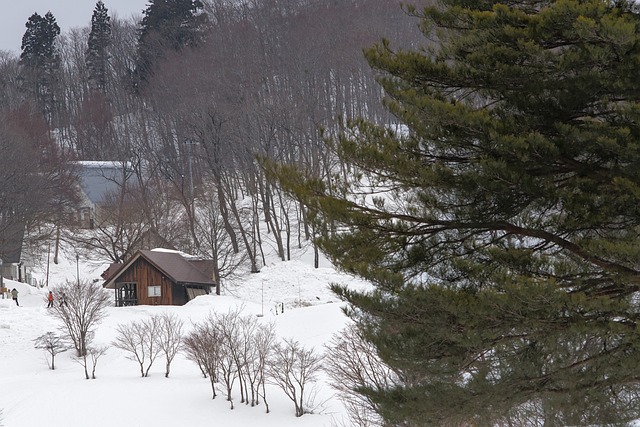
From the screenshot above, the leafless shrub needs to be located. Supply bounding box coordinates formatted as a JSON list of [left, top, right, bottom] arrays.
[[235, 314, 257, 406], [184, 317, 223, 399], [231, 314, 276, 409], [183, 324, 211, 379], [269, 338, 323, 417], [157, 312, 184, 378], [246, 320, 276, 413], [214, 308, 243, 409], [325, 324, 400, 427], [185, 308, 277, 410], [48, 279, 111, 357], [75, 344, 108, 379], [113, 316, 161, 377], [33, 331, 70, 370], [88, 345, 108, 379]]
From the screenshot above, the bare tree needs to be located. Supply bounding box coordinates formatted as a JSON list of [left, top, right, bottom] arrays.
[[196, 184, 248, 293], [184, 310, 276, 410], [112, 316, 161, 377], [33, 331, 70, 370], [184, 317, 223, 399], [157, 312, 184, 378], [89, 345, 108, 379], [183, 325, 210, 379], [75, 344, 108, 380], [64, 162, 149, 263], [251, 321, 276, 413], [232, 315, 276, 410], [214, 308, 243, 409], [0, 51, 22, 110], [49, 279, 111, 357], [235, 313, 258, 405], [0, 106, 79, 257], [269, 338, 323, 417], [325, 324, 400, 427]]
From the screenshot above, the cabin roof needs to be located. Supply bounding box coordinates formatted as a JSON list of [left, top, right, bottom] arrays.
[[103, 249, 215, 289]]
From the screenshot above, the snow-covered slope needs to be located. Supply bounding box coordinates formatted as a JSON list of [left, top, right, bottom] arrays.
[[0, 243, 370, 427]]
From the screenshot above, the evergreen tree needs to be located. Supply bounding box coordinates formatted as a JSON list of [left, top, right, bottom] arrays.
[[136, 0, 207, 87], [86, 1, 112, 93], [19, 11, 61, 124], [272, 1, 640, 425]]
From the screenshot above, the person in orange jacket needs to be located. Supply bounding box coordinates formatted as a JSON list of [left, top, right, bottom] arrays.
[[47, 291, 54, 308]]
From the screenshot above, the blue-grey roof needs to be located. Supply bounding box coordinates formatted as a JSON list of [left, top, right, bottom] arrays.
[[75, 162, 126, 205]]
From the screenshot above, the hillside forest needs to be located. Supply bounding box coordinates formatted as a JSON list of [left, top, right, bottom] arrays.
[[0, 0, 425, 284]]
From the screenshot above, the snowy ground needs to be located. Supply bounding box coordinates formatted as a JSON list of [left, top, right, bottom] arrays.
[[0, 243, 370, 427]]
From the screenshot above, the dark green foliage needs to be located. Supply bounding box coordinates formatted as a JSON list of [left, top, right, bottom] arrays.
[[86, 1, 111, 92], [19, 11, 60, 123], [20, 12, 60, 66], [272, 1, 640, 425], [136, 0, 207, 86]]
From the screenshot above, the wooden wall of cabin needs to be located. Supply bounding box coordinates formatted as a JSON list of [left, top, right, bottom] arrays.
[[116, 257, 174, 305]]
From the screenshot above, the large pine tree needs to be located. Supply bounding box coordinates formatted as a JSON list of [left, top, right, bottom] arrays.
[[273, 0, 640, 425], [86, 1, 111, 93], [19, 11, 61, 124], [136, 0, 207, 87]]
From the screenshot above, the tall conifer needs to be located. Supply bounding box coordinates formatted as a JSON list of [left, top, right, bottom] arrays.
[[136, 0, 207, 87], [19, 11, 60, 124], [86, 1, 112, 93], [272, 1, 640, 425]]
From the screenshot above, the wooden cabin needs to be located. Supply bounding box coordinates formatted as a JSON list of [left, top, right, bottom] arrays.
[[102, 249, 215, 306]]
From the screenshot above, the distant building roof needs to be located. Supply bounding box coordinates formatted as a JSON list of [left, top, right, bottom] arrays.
[[74, 161, 127, 205]]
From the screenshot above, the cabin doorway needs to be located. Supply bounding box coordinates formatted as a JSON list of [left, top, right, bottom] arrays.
[[115, 282, 138, 306]]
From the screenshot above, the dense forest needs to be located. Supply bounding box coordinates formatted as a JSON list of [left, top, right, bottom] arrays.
[[0, 0, 426, 283]]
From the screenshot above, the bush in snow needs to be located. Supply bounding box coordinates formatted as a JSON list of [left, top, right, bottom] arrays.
[[324, 324, 400, 427], [33, 331, 70, 370], [184, 308, 276, 412], [112, 315, 161, 377], [48, 279, 111, 358], [268, 338, 323, 417]]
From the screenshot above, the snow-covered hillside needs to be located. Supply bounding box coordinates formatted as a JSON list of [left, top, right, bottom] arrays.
[[0, 243, 370, 427]]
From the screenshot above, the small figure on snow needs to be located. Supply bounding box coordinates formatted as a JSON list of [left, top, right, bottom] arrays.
[[59, 292, 66, 307], [11, 288, 19, 306], [47, 291, 54, 308]]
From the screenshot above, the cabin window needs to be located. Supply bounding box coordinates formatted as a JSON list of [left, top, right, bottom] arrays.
[[148, 285, 161, 297]]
